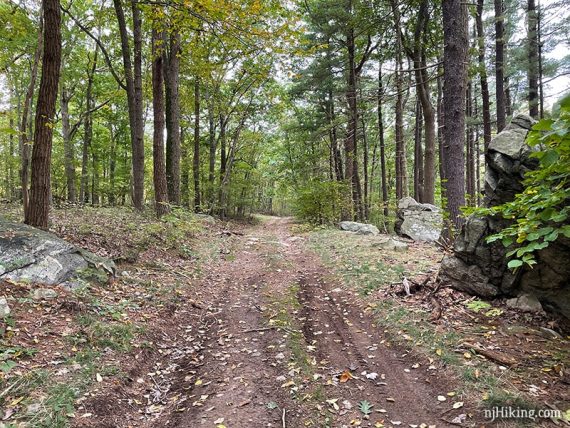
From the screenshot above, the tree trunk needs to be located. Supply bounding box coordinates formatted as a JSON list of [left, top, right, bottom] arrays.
[[108, 122, 116, 205], [113, 0, 144, 210], [466, 82, 475, 206], [476, 0, 492, 152], [180, 127, 189, 207], [442, 0, 467, 233], [207, 91, 217, 209], [80, 49, 98, 204], [361, 116, 369, 220], [20, 16, 43, 214], [391, 0, 407, 201], [61, 87, 76, 202], [344, 15, 362, 220], [164, 30, 181, 205], [193, 79, 201, 212], [152, 24, 170, 217], [537, 2, 544, 118], [494, 0, 506, 132], [25, 0, 61, 229], [377, 64, 388, 217], [412, 0, 435, 204], [413, 98, 424, 202], [527, 0, 539, 118]]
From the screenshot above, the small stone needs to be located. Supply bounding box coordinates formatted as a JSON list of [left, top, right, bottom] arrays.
[[0, 297, 10, 317], [32, 288, 58, 300], [26, 403, 42, 415], [506, 293, 544, 313]]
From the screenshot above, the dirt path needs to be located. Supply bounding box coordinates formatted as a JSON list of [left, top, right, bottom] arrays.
[[76, 217, 462, 428]]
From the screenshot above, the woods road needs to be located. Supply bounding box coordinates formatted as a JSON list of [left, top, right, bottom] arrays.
[[77, 217, 458, 428]]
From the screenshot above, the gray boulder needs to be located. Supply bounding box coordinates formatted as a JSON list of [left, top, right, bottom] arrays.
[[395, 197, 442, 242], [0, 218, 115, 287], [339, 221, 379, 235], [0, 297, 10, 317], [506, 293, 544, 313], [439, 114, 570, 319]]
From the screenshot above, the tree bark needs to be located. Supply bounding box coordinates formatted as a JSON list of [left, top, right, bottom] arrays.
[[378, 64, 388, 217], [207, 90, 217, 209], [344, 13, 362, 220], [494, 0, 506, 132], [527, 0, 539, 118], [113, 0, 144, 210], [164, 30, 181, 205], [80, 49, 98, 204], [61, 86, 76, 202], [20, 16, 43, 214], [412, 0, 435, 204], [413, 98, 424, 202], [25, 0, 61, 229], [442, 0, 467, 233], [152, 24, 170, 218], [193, 79, 201, 212], [476, 0, 492, 151], [391, 0, 407, 201]]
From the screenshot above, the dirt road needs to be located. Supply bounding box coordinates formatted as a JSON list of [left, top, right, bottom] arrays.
[[76, 217, 462, 428]]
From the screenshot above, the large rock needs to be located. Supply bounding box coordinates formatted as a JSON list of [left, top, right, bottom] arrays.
[[439, 114, 570, 319], [395, 197, 442, 242], [339, 221, 379, 235], [0, 218, 115, 287]]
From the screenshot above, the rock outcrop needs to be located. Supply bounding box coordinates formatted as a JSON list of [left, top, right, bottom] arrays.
[[439, 114, 570, 319], [395, 197, 442, 242], [0, 218, 116, 288], [339, 221, 380, 235]]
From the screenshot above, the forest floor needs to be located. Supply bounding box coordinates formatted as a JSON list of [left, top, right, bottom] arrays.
[[0, 206, 569, 428]]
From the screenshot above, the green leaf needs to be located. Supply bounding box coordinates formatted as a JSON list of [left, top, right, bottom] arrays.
[[358, 400, 373, 416], [507, 259, 524, 269], [0, 360, 16, 373]]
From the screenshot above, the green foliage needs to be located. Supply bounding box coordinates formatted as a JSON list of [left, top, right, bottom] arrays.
[[293, 180, 350, 225], [465, 299, 492, 313], [479, 98, 570, 269]]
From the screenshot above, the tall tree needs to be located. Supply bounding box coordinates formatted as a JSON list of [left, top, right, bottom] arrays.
[[391, 0, 407, 201], [527, 0, 539, 118], [25, 0, 62, 228], [377, 63, 388, 217], [19, 15, 43, 214], [442, 0, 467, 232], [410, 0, 436, 204], [151, 23, 170, 217], [113, 0, 145, 210], [164, 30, 181, 205], [476, 0, 492, 151], [193, 79, 201, 212], [494, 0, 506, 132]]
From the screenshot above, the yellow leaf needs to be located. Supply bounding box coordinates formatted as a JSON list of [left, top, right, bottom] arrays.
[[195, 379, 203, 385], [463, 352, 471, 359], [436, 349, 442, 356], [339, 370, 353, 383]]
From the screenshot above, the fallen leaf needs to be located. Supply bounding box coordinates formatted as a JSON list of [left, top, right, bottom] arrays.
[[96, 373, 103, 382], [340, 370, 353, 383], [453, 401, 464, 409]]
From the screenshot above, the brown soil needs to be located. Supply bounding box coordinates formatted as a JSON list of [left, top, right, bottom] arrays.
[[71, 217, 470, 428]]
